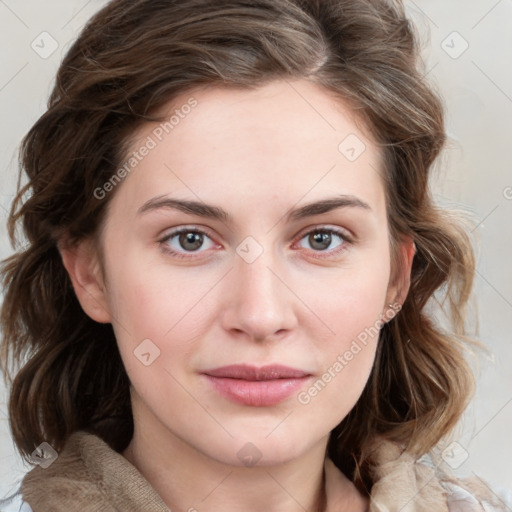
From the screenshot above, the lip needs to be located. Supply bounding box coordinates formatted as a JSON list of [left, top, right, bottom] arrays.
[[201, 364, 312, 407]]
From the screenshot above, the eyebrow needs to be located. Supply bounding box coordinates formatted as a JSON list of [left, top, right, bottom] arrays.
[[136, 194, 371, 222]]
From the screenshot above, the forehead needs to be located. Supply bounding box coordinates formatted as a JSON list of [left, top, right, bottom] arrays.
[[108, 79, 386, 222]]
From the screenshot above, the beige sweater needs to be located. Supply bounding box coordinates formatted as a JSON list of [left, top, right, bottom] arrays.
[[19, 431, 510, 511]]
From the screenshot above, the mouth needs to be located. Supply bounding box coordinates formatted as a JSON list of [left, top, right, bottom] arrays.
[[201, 364, 313, 407]]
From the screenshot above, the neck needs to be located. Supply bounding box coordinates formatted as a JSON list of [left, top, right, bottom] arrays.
[[122, 393, 368, 512], [123, 432, 324, 512]]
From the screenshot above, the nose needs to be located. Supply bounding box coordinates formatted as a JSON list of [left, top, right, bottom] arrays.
[[220, 249, 298, 342]]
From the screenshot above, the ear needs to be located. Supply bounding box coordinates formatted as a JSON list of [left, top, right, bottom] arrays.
[[384, 235, 416, 313], [58, 238, 112, 324]]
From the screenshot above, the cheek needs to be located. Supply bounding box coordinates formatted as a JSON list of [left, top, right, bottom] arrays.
[[105, 253, 218, 371], [297, 255, 390, 405], [302, 256, 390, 347], [297, 288, 384, 428]]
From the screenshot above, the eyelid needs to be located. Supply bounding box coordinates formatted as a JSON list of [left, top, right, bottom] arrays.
[[291, 224, 354, 259], [158, 224, 217, 242], [293, 224, 354, 243], [157, 223, 355, 259]]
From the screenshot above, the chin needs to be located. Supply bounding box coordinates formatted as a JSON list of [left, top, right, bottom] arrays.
[[212, 429, 315, 468]]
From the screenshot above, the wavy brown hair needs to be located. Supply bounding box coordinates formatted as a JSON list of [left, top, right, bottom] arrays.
[[1, 0, 478, 495]]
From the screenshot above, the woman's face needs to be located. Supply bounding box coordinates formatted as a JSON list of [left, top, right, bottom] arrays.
[[71, 79, 411, 465]]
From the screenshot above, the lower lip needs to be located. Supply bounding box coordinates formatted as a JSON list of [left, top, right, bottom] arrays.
[[203, 375, 311, 406]]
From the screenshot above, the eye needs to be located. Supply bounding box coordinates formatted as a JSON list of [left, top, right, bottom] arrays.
[[295, 227, 353, 257], [158, 227, 217, 258], [158, 225, 353, 260]]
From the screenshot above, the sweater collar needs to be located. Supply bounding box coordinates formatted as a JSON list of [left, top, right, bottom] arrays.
[[21, 430, 171, 511], [21, 430, 368, 511], [22, 430, 476, 512]]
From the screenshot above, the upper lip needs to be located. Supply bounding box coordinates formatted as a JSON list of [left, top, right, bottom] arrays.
[[202, 364, 310, 381]]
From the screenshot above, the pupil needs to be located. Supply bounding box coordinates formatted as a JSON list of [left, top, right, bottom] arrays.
[[180, 232, 203, 251], [310, 231, 331, 250]]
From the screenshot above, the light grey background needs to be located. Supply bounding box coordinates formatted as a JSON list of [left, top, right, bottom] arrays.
[[0, 1, 511, 510]]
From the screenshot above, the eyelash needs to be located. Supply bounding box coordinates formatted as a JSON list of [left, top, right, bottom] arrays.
[[157, 225, 354, 260]]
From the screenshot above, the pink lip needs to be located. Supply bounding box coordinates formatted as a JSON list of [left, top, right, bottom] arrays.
[[201, 364, 312, 407]]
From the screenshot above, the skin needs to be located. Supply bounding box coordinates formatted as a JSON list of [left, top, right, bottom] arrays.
[[60, 78, 415, 512]]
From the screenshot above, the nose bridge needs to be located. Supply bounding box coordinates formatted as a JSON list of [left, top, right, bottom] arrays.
[[222, 242, 295, 340]]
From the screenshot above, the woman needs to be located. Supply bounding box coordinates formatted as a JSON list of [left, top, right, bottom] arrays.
[[0, 0, 509, 510]]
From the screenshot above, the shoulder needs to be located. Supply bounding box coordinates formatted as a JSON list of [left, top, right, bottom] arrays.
[[418, 450, 512, 511], [19, 430, 118, 510], [367, 436, 512, 511], [442, 478, 512, 512], [19, 429, 170, 511]]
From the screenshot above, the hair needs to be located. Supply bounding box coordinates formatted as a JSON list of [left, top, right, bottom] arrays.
[[1, 0, 479, 496]]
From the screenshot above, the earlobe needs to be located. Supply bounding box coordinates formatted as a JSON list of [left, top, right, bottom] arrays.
[[58, 239, 112, 324]]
